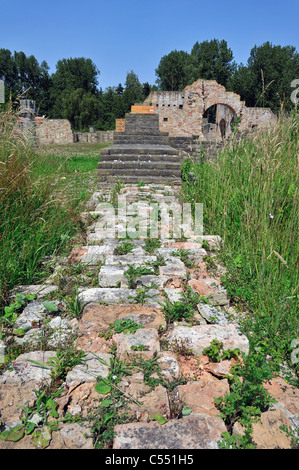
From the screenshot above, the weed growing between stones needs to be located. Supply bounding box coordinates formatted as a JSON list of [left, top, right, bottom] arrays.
[[144, 238, 162, 254], [156, 285, 202, 324], [105, 319, 144, 337], [129, 354, 187, 393], [280, 425, 299, 449], [114, 241, 134, 255], [163, 339, 195, 357], [110, 179, 124, 207], [84, 353, 139, 449], [124, 265, 155, 289], [63, 287, 83, 319], [202, 339, 240, 363], [0, 347, 86, 446], [171, 249, 197, 269], [215, 344, 278, 448]]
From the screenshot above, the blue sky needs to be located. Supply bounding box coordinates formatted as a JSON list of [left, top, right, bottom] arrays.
[[0, 0, 298, 90]]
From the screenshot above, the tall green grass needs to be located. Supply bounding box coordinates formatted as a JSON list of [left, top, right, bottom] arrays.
[[0, 107, 97, 308], [182, 112, 299, 373]]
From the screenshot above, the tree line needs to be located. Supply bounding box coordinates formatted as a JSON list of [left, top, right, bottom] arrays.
[[1, 39, 298, 131]]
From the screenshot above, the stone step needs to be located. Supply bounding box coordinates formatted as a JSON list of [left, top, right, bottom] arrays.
[[99, 153, 182, 163], [98, 168, 182, 179], [101, 145, 180, 156], [98, 175, 182, 184], [113, 416, 227, 449], [123, 114, 161, 135], [113, 135, 170, 145], [98, 161, 181, 171]]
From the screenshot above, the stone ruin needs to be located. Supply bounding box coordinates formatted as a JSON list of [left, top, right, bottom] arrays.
[[98, 106, 182, 184], [18, 79, 276, 151], [97, 78, 277, 184], [143, 78, 276, 141]]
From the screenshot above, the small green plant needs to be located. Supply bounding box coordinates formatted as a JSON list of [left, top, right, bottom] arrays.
[[144, 255, 166, 275], [280, 425, 299, 449], [155, 286, 201, 324], [215, 346, 277, 448], [114, 241, 134, 255], [85, 353, 142, 448], [201, 240, 210, 251], [0, 347, 86, 446], [203, 255, 217, 272], [124, 265, 155, 289], [167, 339, 194, 357], [144, 238, 161, 254], [202, 339, 240, 363], [110, 179, 124, 206], [0, 386, 67, 445], [1, 293, 37, 324], [217, 431, 257, 449], [171, 249, 196, 269], [129, 282, 158, 305], [26, 347, 86, 384], [107, 319, 144, 336], [130, 345, 149, 351], [130, 286, 150, 305]]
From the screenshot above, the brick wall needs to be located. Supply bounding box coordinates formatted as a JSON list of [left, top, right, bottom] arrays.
[[239, 108, 277, 131], [144, 79, 276, 140], [131, 105, 155, 114], [115, 119, 125, 132], [35, 119, 73, 145]]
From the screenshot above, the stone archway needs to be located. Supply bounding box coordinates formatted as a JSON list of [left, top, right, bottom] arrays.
[[202, 103, 236, 140]]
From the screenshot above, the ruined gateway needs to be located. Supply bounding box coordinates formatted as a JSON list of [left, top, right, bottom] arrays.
[[142, 78, 276, 141]]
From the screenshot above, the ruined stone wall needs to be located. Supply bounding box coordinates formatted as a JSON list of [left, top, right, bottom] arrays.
[[144, 79, 276, 140], [144, 80, 246, 139], [239, 107, 276, 131], [35, 119, 74, 145], [74, 130, 114, 143]]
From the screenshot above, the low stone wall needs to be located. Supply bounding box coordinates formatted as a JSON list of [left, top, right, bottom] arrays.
[[73, 130, 114, 143], [35, 119, 73, 145], [239, 107, 277, 131]]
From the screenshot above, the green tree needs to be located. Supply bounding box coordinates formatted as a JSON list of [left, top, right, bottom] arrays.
[[228, 42, 299, 112], [48, 57, 102, 130], [123, 70, 144, 111], [61, 88, 100, 131], [191, 39, 236, 87], [0, 49, 17, 91], [97, 87, 126, 131], [0, 48, 51, 109], [155, 50, 196, 91]]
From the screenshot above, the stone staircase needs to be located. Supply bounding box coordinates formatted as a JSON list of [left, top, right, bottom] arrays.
[[98, 114, 183, 184], [0, 183, 297, 450]]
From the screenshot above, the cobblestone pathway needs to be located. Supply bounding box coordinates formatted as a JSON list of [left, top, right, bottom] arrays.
[[0, 183, 298, 449]]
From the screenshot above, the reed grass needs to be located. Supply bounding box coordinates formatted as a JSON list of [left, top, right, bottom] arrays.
[[0, 106, 100, 308], [182, 112, 299, 373]]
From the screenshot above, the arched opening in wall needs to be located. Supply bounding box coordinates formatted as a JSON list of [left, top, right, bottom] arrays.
[[203, 104, 217, 124], [202, 103, 236, 140]]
